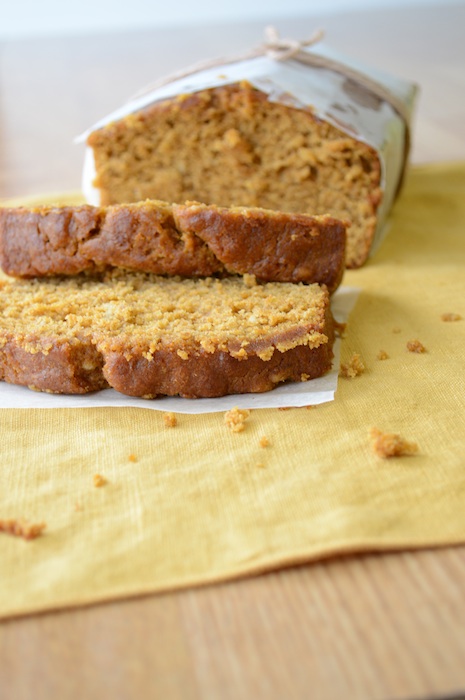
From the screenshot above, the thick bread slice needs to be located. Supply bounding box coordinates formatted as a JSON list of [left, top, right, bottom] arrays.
[[0, 200, 347, 293], [0, 272, 334, 399]]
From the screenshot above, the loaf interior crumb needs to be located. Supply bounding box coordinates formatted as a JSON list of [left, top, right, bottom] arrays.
[[340, 352, 365, 378], [0, 518, 46, 540], [370, 427, 418, 458], [224, 407, 251, 432], [406, 339, 426, 353]]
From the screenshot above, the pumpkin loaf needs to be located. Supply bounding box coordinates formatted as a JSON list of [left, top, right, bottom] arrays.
[[85, 83, 381, 268], [0, 199, 347, 292], [0, 272, 335, 399]]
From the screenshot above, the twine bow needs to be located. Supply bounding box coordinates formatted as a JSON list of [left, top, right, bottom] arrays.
[[128, 26, 410, 127], [262, 25, 325, 61]]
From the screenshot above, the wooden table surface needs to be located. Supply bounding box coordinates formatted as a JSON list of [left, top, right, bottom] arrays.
[[1, 4, 465, 699]]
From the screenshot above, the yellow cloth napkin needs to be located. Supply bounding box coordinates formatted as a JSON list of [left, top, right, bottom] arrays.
[[1, 162, 465, 619]]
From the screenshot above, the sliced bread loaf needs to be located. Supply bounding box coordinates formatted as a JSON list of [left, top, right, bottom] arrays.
[[84, 83, 381, 267], [0, 272, 334, 399]]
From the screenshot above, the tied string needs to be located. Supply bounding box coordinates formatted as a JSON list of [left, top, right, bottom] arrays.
[[129, 27, 410, 126], [262, 25, 325, 61]]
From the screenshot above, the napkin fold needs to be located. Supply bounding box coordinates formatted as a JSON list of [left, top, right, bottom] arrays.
[[1, 161, 465, 619]]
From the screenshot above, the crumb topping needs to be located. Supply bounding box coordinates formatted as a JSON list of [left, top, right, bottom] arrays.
[[0, 273, 329, 361]]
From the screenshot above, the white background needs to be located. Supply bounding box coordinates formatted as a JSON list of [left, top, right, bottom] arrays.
[[1, 0, 457, 41]]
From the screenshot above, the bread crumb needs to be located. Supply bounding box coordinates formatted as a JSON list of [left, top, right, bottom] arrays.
[[392, 327, 402, 334], [242, 273, 257, 288], [0, 518, 46, 540], [163, 412, 177, 428], [93, 474, 107, 487], [259, 436, 270, 448], [370, 427, 418, 458], [256, 462, 266, 469], [377, 350, 389, 360], [278, 407, 292, 411], [305, 405, 316, 410], [340, 353, 365, 378], [128, 453, 137, 462], [74, 501, 83, 512], [224, 407, 251, 432], [441, 312, 462, 322], [407, 339, 426, 353]]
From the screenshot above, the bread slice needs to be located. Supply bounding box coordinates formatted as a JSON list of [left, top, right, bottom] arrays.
[[0, 200, 346, 293], [0, 272, 335, 399], [86, 83, 380, 267]]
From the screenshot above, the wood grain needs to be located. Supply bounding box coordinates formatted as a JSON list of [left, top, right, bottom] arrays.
[[1, 3, 465, 699]]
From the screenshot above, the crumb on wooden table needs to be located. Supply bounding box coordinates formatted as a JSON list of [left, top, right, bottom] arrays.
[[0, 518, 46, 540], [377, 350, 389, 360], [93, 473, 107, 487], [163, 411, 178, 428], [340, 353, 365, 378], [407, 339, 427, 353], [128, 453, 137, 462], [441, 312, 462, 322], [259, 436, 270, 448], [370, 427, 419, 458], [224, 407, 251, 432]]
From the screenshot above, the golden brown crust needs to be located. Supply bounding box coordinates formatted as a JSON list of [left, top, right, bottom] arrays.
[[174, 203, 346, 291], [0, 201, 346, 292], [0, 273, 335, 399], [87, 83, 381, 268]]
